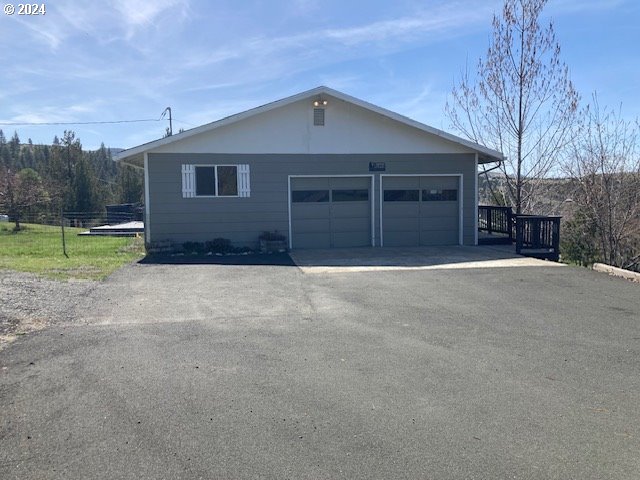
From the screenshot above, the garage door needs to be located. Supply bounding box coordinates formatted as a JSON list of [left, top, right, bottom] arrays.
[[291, 177, 371, 249], [382, 176, 459, 246]]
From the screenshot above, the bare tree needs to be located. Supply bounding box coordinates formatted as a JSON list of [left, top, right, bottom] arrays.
[[563, 97, 640, 270], [446, 0, 579, 214]]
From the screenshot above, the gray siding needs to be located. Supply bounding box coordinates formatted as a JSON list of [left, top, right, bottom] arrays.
[[147, 153, 477, 247]]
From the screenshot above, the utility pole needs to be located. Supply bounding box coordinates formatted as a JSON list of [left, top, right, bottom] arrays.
[[162, 107, 172, 136]]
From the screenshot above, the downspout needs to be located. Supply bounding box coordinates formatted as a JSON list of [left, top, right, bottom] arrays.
[[478, 158, 504, 206]]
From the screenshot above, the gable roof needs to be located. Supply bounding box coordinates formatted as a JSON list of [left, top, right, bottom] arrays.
[[114, 86, 503, 166]]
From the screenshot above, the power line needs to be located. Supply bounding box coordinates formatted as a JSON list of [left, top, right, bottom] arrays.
[[0, 118, 162, 126]]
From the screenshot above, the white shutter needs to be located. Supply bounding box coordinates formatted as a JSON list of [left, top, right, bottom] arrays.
[[237, 164, 251, 197], [181, 164, 195, 198]]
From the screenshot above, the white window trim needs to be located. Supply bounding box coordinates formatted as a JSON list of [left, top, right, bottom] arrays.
[[182, 164, 250, 198], [379, 174, 464, 246]]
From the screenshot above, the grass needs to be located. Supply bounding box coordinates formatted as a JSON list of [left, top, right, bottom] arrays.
[[0, 223, 145, 280]]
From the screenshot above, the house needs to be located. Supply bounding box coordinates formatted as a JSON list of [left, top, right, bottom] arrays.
[[114, 86, 503, 250]]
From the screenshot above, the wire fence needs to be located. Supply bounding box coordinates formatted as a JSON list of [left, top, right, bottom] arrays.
[[0, 211, 145, 259]]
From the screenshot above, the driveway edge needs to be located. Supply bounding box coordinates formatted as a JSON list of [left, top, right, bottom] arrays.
[[593, 262, 640, 283]]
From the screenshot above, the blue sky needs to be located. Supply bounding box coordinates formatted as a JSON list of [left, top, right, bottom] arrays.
[[1, 0, 638, 150]]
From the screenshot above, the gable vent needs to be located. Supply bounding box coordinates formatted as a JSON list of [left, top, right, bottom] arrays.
[[313, 108, 325, 126]]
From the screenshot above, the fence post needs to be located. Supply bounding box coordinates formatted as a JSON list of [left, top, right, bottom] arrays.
[[507, 208, 514, 242], [552, 218, 561, 261], [532, 218, 541, 250], [487, 208, 493, 235], [515, 216, 522, 255], [60, 210, 68, 258]]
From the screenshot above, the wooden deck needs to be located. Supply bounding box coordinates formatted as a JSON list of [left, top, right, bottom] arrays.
[[79, 221, 144, 237]]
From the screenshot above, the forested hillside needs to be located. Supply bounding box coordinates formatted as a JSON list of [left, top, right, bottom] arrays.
[[0, 129, 143, 224]]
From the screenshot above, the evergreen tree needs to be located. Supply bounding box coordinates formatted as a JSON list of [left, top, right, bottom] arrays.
[[0, 130, 9, 168], [22, 138, 35, 170], [73, 156, 101, 213], [60, 130, 83, 210], [116, 164, 144, 203], [8, 131, 20, 169], [0, 129, 125, 218], [46, 135, 68, 211]]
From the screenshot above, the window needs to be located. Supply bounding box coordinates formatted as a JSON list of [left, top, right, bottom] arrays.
[[332, 189, 369, 202], [193, 165, 238, 197], [292, 190, 330, 202], [183, 164, 249, 198], [422, 189, 457, 201], [195, 167, 216, 196], [384, 189, 419, 202], [217, 166, 238, 196]]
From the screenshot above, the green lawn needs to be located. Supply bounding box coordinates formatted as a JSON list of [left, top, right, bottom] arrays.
[[0, 223, 145, 280]]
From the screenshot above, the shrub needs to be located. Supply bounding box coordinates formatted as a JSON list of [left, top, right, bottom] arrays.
[[258, 230, 286, 242], [205, 237, 232, 253], [561, 212, 599, 267], [182, 241, 205, 254]]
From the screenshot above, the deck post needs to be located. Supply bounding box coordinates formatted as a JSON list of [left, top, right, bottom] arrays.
[[515, 216, 523, 255]]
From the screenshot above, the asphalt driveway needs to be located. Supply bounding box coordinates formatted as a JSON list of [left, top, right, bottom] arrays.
[[1, 249, 639, 479]]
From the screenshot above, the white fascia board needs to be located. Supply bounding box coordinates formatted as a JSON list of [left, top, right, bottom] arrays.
[[114, 87, 328, 163], [114, 86, 504, 163], [320, 87, 504, 162]]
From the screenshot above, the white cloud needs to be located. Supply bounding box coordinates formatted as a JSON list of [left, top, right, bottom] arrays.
[[12, 16, 67, 49], [185, 3, 492, 73], [290, 0, 320, 15], [12, 0, 190, 51], [550, 0, 628, 14], [4, 101, 104, 125], [111, 0, 190, 38]]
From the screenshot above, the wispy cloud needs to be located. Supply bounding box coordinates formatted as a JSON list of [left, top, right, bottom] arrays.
[[11, 0, 190, 50], [182, 3, 493, 88], [322, 11, 475, 46], [4, 0, 637, 149], [290, 0, 320, 15], [111, 0, 190, 39], [11, 15, 68, 49], [550, 0, 629, 14], [4, 101, 105, 124]]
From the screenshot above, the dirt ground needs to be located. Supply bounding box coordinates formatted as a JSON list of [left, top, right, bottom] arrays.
[[0, 270, 96, 348]]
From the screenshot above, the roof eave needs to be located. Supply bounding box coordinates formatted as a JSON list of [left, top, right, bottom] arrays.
[[114, 86, 504, 164]]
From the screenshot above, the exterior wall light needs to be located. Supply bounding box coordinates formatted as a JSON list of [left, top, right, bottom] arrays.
[[313, 99, 328, 107]]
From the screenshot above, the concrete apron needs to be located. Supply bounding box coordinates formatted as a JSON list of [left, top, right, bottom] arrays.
[[289, 245, 565, 274]]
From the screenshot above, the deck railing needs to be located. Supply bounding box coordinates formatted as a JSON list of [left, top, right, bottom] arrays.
[[478, 205, 561, 261], [514, 215, 561, 261], [478, 205, 513, 243]]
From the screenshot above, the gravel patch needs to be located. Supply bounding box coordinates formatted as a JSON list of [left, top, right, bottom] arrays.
[[0, 270, 97, 348]]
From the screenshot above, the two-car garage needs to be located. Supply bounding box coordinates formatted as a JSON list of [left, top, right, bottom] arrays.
[[289, 174, 461, 249]]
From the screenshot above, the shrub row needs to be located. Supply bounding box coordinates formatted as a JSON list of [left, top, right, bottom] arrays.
[[181, 238, 253, 255]]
